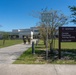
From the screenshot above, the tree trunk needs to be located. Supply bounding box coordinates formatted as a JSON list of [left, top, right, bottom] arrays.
[[50, 38, 54, 53], [44, 39, 47, 47], [43, 40, 45, 45], [3, 39, 5, 45]]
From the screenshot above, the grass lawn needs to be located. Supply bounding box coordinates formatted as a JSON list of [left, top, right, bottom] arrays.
[[13, 48, 47, 64], [55, 39, 76, 49], [0, 39, 23, 48], [13, 39, 76, 64]]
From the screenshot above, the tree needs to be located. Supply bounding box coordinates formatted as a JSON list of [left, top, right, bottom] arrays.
[[32, 9, 68, 60], [69, 6, 76, 24], [48, 10, 67, 52], [2, 32, 9, 45], [38, 9, 68, 52], [37, 22, 51, 46]]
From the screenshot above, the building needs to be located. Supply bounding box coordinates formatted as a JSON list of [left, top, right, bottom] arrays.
[[0, 27, 59, 40], [9, 27, 39, 39]]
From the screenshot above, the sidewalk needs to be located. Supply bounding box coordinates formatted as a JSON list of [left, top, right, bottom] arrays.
[[0, 43, 31, 64], [0, 64, 76, 75], [0, 39, 38, 64]]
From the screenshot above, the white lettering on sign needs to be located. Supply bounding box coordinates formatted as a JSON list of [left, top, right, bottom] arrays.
[[65, 28, 74, 30], [59, 27, 76, 42], [61, 32, 75, 39], [62, 40, 71, 42]]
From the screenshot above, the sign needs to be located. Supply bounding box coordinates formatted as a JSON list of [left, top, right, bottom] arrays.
[[59, 27, 76, 42], [58, 27, 76, 59]]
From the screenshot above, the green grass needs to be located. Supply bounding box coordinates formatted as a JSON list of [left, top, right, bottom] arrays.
[[13, 48, 47, 64], [0, 39, 23, 48], [13, 39, 76, 64], [55, 39, 76, 49]]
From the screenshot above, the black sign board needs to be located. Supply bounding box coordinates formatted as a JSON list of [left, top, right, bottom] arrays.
[[59, 27, 76, 42], [58, 27, 76, 59]]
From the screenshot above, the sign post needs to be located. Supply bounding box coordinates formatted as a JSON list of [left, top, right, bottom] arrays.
[[59, 27, 61, 59], [59, 27, 76, 59]]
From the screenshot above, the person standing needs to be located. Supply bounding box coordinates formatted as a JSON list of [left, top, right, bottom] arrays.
[[28, 37, 31, 44], [23, 35, 26, 44]]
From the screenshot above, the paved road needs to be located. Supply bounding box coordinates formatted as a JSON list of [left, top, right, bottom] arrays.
[[0, 64, 76, 75], [0, 43, 31, 64]]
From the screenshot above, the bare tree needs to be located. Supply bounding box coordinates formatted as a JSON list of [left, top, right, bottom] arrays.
[[37, 22, 51, 47], [37, 9, 68, 51], [47, 10, 68, 52], [32, 9, 68, 55]]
